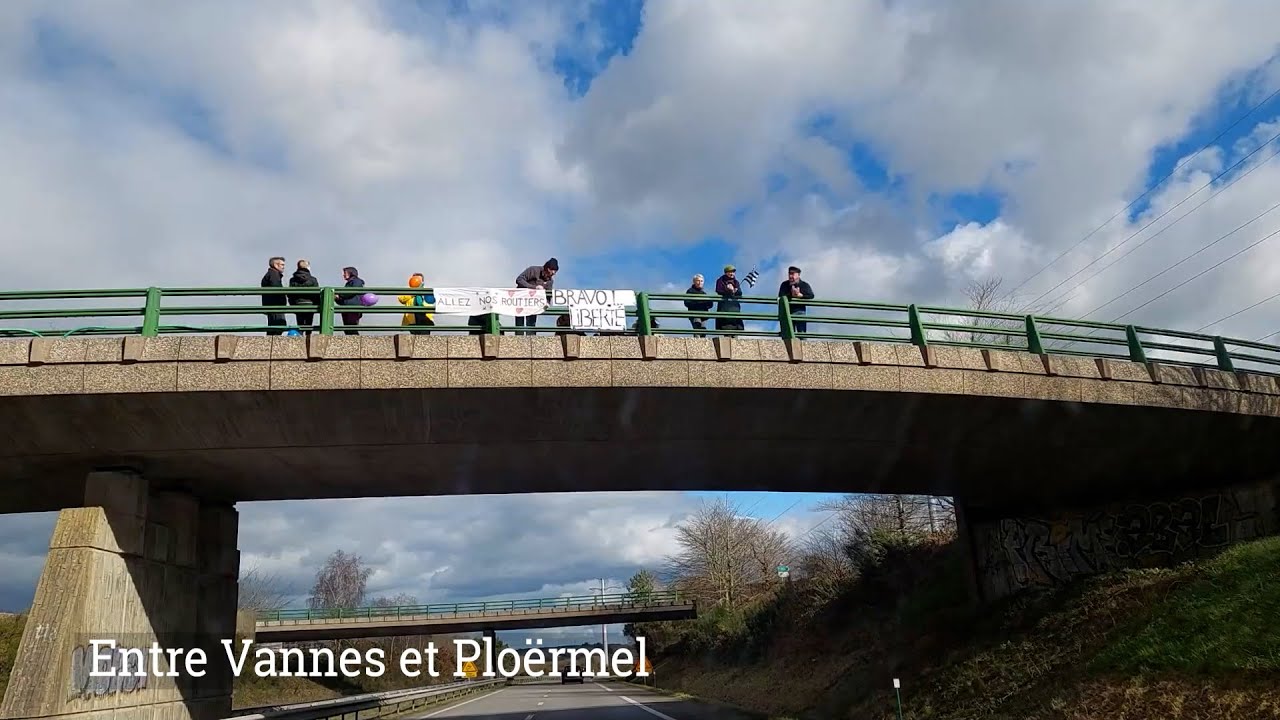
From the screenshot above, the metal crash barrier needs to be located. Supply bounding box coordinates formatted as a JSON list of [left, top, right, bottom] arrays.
[[225, 679, 505, 720]]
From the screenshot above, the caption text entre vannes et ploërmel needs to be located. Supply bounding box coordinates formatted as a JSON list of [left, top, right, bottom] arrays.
[[81, 637, 652, 680]]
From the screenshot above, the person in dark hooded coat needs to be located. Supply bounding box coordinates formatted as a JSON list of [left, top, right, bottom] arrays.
[[288, 259, 320, 334]]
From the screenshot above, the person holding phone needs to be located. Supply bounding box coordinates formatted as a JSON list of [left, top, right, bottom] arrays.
[[778, 266, 814, 334]]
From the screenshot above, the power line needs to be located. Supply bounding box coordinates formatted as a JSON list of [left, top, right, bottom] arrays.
[[1064, 194, 1280, 320], [1041, 143, 1280, 316], [1000, 84, 1280, 303], [1110, 223, 1280, 323], [1025, 127, 1280, 312], [1194, 289, 1280, 333]]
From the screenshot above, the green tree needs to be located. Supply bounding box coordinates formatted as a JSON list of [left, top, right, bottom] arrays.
[[627, 568, 658, 602]]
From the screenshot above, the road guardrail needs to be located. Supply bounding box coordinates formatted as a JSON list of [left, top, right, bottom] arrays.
[[224, 679, 504, 720]]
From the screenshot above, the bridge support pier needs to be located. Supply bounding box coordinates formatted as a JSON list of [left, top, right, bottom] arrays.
[[0, 470, 240, 720], [959, 477, 1280, 603]]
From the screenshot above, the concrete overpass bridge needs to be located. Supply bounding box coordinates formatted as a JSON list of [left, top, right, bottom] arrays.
[[248, 591, 696, 643], [1, 284, 1279, 720]]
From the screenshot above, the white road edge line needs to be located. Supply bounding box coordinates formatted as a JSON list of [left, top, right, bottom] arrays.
[[416, 688, 504, 718], [620, 695, 678, 720], [594, 681, 614, 692], [523, 715, 535, 720]]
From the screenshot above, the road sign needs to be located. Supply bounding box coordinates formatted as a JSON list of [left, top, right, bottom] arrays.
[[776, 565, 789, 578], [462, 661, 478, 679], [642, 658, 653, 673]]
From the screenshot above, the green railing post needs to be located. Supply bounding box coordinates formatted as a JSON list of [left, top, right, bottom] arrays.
[[484, 312, 500, 335], [319, 287, 335, 335], [1213, 337, 1235, 372], [1025, 315, 1045, 355], [635, 292, 653, 335], [778, 296, 796, 340], [1124, 325, 1147, 363], [907, 304, 927, 347], [141, 287, 162, 337]]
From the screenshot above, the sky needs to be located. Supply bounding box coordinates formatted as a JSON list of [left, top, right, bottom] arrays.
[[1, 0, 1280, 643]]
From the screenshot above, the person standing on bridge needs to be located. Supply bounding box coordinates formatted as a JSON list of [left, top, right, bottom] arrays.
[[398, 273, 435, 335], [260, 256, 287, 335], [288, 259, 319, 335], [514, 257, 558, 335], [715, 265, 744, 333], [684, 274, 713, 337], [778, 266, 814, 334], [335, 266, 365, 335]]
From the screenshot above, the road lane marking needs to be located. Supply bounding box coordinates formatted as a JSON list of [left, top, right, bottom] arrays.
[[621, 695, 678, 720], [523, 715, 534, 720], [416, 689, 504, 718], [537, 701, 544, 706], [594, 682, 614, 692]]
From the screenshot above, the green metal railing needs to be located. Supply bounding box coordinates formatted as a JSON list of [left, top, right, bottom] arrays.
[[1, 285, 1279, 375], [255, 590, 687, 624]]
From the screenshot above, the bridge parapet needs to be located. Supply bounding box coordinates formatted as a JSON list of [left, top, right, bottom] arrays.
[[1, 334, 1277, 420]]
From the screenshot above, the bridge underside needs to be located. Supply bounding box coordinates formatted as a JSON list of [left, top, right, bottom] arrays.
[[3, 385, 1280, 516], [254, 604, 699, 643]]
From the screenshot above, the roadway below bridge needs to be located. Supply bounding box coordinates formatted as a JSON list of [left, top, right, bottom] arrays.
[[404, 679, 763, 720]]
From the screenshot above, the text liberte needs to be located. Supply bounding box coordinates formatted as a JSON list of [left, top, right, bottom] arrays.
[[83, 637, 651, 679]]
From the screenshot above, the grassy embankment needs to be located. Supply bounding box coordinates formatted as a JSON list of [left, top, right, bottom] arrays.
[[630, 535, 1280, 720]]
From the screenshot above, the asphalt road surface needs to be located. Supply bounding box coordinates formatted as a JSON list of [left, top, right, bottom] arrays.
[[405, 679, 765, 720]]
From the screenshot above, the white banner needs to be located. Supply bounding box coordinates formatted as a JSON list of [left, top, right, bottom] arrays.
[[570, 304, 626, 332], [551, 288, 637, 308], [433, 288, 547, 317]]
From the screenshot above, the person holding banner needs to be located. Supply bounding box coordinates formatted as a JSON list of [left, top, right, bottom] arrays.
[[398, 273, 435, 335], [513, 257, 558, 335]]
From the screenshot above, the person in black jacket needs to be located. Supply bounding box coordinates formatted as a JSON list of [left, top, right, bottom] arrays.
[[778, 265, 815, 334], [260, 256, 287, 335], [714, 265, 744, 332], [683, 274, 713, 337], [288, 259, 320, 334], [334, 266, 365, 335]]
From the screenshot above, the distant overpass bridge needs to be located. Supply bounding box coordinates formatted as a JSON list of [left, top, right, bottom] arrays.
[[249, 591, 696, 642]]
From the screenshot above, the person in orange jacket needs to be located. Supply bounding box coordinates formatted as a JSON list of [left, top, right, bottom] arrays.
[[398, 274, 435, 335]]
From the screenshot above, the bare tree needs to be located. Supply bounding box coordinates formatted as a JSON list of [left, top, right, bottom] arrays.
[[663, 497, 795, 610], [370, 593, 418, 608], [941, 276, 1023, 348], [793, 521, 857, 604], [238, 564, 292, 612], [307, 550, 374, 610]]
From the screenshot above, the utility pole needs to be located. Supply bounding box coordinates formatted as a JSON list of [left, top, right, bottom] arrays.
[[599, 577, 608, 659], [594, 577, 625, 670]]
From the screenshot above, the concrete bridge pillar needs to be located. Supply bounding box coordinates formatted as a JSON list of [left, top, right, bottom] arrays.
[[0, 470, 240, 720], [958, 477, 1280, 603]]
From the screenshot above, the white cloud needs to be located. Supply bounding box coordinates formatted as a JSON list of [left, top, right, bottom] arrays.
[[2, 0, 1280, 614]]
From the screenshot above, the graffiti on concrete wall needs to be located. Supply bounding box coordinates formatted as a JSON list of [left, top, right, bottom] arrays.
[[973, 483, 1278, 599], [69, 643, 151, 699]]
